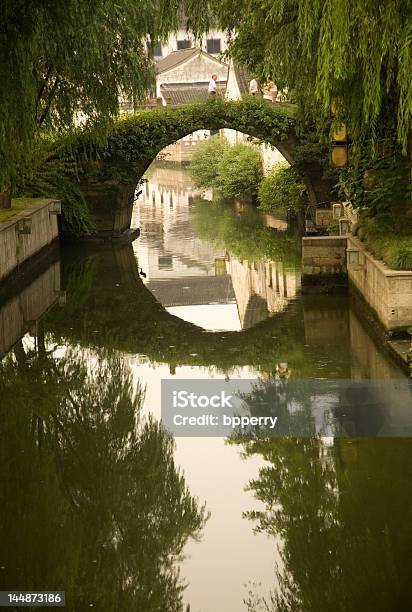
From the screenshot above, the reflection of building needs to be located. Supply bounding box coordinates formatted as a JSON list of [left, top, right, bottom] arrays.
[[226, 257, 301, 328], [133, 164, 228, 281]]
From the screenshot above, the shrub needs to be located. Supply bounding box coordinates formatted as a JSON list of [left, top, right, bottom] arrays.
[[189, 136, 229, 189], [258, 163, 304, 213], [355, 213, 412, 270], [218, 144, 263, 199]]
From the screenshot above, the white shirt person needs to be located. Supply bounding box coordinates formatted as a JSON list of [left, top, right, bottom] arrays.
[[208, 74, 218, 95], [249, 77, 260, 96]]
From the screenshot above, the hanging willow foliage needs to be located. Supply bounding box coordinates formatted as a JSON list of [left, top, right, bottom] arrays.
[[0, 0, 194, 191], [194, 0, 412, 151]]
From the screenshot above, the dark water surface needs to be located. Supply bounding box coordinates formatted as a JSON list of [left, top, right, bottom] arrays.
[[0, 162, 411, 612]]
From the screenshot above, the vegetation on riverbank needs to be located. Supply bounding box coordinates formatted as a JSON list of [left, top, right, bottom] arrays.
[[258, 163, 305, 214], [190, 136, 264, 199], [338, 152, 412, 270], [354, 216, 412, 271], [190, 135, 305, 213], [189, 136, 229, 189], [218, 144, 263, 199]]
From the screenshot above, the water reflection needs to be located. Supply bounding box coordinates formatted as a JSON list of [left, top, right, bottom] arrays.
[[237, 437, 412, 611], [0, 255, 60, 358], [133, 162, 301, 331], [0, 344, 207, 611], [0, 157, 409, 612]]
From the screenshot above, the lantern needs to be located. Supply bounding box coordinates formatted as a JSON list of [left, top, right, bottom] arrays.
[[331, 144, 349, 167], [339, 218, 351, 235], [332, 202, 343, 219], [332, 123, 347, 142]]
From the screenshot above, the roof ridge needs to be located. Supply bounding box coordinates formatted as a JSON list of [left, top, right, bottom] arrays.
[[157, 46, 228, 74]]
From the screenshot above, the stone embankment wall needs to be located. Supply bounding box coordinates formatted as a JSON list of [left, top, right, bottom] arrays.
[[302, 236, 347, 277], [302, 235, 412, 331], [347, 235, 412, 331], [0, 199, 59, 283]]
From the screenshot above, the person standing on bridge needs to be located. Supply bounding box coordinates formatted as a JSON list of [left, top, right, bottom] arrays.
[[249, 76, 261, 96], [208, 74, 218, 96]]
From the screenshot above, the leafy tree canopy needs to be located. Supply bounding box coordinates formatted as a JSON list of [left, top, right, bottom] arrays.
[[191, 0, 412, 150], [0, 0, 189, 189]]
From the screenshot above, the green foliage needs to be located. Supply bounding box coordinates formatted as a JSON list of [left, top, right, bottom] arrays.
[[189, 136, 229, 189], [16, 151, 95, 238], [336, 148, 412, 269], [0, 0, 188, 190], [336, 148, 410, 214], [218, 144, 263, 199], [258, 163, 304, 213], [192, 1, 412, 151], [355, 214, 412, 271], [192, 199, 301, 267]]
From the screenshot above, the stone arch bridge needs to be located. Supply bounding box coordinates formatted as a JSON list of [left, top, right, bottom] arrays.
[[71, 97, 331, 239]]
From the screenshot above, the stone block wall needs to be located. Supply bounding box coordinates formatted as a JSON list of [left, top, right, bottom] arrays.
[[347, 235, 412, 331], [302, 236, 347, 277], [0, 200, 59, 283]]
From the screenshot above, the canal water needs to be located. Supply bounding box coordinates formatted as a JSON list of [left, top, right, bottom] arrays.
[[0, 158, 411, 611]]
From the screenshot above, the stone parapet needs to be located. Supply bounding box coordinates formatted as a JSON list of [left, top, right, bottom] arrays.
[[0, 199, 60, 283]]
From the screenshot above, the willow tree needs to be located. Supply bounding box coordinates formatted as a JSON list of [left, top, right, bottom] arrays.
[[195, 0, 412, 149], [0, 0, 189, 204]]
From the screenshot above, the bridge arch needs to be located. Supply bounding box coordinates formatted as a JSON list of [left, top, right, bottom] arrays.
[[73, 97, 326, 239]]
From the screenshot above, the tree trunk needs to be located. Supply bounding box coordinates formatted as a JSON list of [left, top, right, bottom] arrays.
[[0, 191, 11, 209]]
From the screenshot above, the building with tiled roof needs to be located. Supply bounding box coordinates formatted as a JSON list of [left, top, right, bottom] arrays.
[[156, 47, 228, 106]]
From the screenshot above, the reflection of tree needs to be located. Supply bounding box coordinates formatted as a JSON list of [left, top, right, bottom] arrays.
[[0, 346, 207, 611], [236, 379, 319, 438], [239, 437, 412, 612], [192, 200, 301, 268]]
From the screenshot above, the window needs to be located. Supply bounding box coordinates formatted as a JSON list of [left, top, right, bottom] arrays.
[[177, 39, 192, 50], [153, 43, 162, 57], [158, 255, 173, 270], [207, 38, 221, 54]]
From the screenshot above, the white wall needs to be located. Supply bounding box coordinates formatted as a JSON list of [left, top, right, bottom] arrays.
[[156, 30, 229, 58], [156, 52, 228, 99]]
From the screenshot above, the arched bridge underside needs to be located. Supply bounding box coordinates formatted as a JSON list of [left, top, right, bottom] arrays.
[[72, 97, 331, 239]]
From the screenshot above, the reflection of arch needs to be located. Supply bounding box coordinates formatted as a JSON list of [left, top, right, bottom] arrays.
[[72, 98, 331, 239], [47, 244, 306, 371]]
